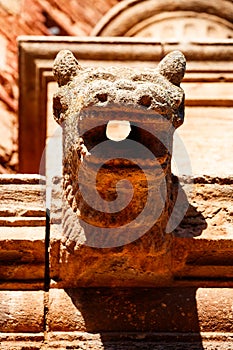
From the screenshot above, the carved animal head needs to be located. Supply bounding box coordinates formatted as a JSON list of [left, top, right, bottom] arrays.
[[53, 49, 186, 128], [52, 49, 186, 248]]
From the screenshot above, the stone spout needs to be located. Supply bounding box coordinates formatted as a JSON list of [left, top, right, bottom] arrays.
[[51, 49, 186, 286]]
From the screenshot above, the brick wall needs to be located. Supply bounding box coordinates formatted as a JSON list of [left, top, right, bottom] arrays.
[[0, 0, 119, 173]]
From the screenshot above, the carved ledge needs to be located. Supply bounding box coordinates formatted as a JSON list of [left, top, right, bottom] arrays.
[[0, 174, 46, 289]]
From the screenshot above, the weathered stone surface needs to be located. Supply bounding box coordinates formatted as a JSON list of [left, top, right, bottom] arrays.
[[48, 289, 86, 332], [51, 49, 187, 286], [0, 291, 44, 332], [50, 50, 233, 287], [48, 288, 233, 334], [50, 175, 233, 287], [2, 332, 233, 349], [0, 229, 45, 287], [53, 49, 185, 125], [1, 2, 233, 348], [0, 173, 232, 346], [0, 175, 46, 288], [0, 334, 44, 350], [43, 334, 232, 350]]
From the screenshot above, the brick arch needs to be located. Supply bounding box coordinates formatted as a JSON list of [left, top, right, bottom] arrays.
[[92, 0, 233, 39]]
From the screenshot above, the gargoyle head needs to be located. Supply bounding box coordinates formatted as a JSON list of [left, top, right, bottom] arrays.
[[52, 49, 186, 249]]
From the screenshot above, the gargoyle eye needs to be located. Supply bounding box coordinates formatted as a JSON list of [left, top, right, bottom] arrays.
[[96, 93, 108, 102], [53, 95, 68, 124], [53, 95, 63, 121], [138, 95, 152, 107]]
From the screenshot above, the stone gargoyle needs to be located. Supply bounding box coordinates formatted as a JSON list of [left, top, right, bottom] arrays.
[[50, 49, 187, 286]]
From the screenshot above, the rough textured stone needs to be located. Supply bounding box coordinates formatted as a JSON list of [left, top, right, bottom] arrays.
[[50, 50, 233, 288], [0, 175, 231, 345], [50, 49, 187, 286], [53, 49, 185, 126], [0, 291, 44, 332], [0, 334, 44, 350], [45, 332, 233, 350], [50, 175, 233, 287], [43, 339, 233, 350], [48, 288, 233, 335], [52, 49, 185, 255], [0, 2, 233, 348], [0, 175, 46, 288]]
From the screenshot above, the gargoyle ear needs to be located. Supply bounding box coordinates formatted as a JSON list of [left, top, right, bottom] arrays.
[[53, 50, 80, 87], [158, 50, 186, 86]]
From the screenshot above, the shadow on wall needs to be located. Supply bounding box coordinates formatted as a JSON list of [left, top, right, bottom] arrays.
[[66, 287, 204, 349], [49, 176, 208, 348], [170, 175, 208, 239]]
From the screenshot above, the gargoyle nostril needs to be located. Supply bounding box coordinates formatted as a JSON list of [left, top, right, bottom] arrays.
[[96, 93, 108, 102], [138, 95, 152, 107]]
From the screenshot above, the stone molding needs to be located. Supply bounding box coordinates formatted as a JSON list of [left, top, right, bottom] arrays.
[[1, 287, 233, 348], [0, 174, 46, 290], [92, 0, 233, 38]]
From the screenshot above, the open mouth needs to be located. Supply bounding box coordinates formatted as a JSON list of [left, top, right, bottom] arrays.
[[62, 105, 173, 228], [76, 105, 174, 171]]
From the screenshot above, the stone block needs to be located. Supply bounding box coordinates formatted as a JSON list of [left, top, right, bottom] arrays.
[[48, 287, 233, 334], [48, 289, 86, 332], [0, 291, 44, 332], [0, 175, 46, 288], [0, 334, 44, 350], [46, 332, 233, 350]]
